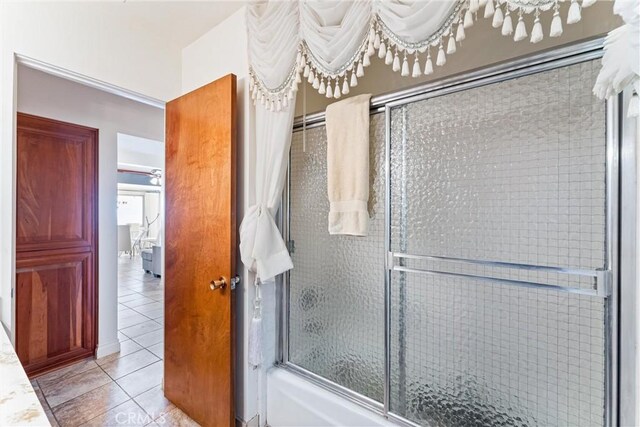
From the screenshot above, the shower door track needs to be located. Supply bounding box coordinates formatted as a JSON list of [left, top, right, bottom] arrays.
[[280, 36, 634, 427]]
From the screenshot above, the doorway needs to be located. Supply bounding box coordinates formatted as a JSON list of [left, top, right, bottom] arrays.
[[114, 133, 166, 386], [15, 63, 188, 425], [16, 63, 237, 427]]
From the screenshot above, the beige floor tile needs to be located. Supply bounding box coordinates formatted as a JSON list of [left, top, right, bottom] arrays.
[[133, 385, 174, 421], [41, 367, 112, 408], [101, 349, 160, 380], [120, 320, 162, 339], [116, 361, 163, 397], [96, 341, 144, 366], [35, 358, 98, 385], [118, 289, 139, 297], [140, 308, 164, 320], [158, 407, 199, 427], [119, 313, 153, 329], [33, 381, 60, 427], [146, 343, 163, 360], [118, 308, 139, 319], [119, 294, 149, 304], [81, 400, 151, 426], [119, 281, 142, 288], [128, 286, 161, 295], [133, 302, 163, 315], [121, 283, 147, 292], [124, 297, 157, 308], [52, 382, 128, 427], [140, 291, 164, 301], [131, 330, 163, 348]]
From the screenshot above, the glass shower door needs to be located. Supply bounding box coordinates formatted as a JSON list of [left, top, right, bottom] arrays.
[[287, 114, 387, 403], [387, 60, 613, 426]]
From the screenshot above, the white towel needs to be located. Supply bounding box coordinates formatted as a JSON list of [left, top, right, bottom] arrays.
[[325, 93, 371, 236]]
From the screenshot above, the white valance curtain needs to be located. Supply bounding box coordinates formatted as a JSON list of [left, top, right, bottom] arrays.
[[247, 0, 599, 109]]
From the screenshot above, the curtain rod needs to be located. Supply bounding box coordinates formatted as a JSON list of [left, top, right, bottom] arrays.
[[292, 37, 604, 131]]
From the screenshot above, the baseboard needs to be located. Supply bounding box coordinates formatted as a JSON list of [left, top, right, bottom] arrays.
[[236, 414, 259, 427], [95, 339, 121, 359]]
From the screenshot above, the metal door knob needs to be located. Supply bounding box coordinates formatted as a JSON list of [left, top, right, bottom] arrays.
[[209, 277, 227, 291]]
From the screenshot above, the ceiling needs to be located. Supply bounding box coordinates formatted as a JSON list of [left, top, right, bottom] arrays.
[[117, 133, 164, 172], [119, 1, 246, 49]]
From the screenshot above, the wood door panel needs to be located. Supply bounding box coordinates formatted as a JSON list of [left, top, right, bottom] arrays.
[[16, 252, 94, 372], [16, 114, 96, 252], [16, 113, 98, 377], [165, 74, 236, 427]]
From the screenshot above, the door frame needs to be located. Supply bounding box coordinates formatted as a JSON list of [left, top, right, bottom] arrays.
[[9, 54, 166, 349]]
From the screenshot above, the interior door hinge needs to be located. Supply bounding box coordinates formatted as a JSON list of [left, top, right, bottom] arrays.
[[230, 275, 240, 291], [287, 240, 295, 254]]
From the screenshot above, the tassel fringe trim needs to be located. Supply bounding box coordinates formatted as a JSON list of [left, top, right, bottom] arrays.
[[249, 0, 596, 110]]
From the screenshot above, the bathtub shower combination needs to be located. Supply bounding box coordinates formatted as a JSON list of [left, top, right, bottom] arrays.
[[277, 42, 633, 427]]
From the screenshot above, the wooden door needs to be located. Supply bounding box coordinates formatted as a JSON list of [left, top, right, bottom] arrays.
[[165, 74, 236, 427], [15, 113, 98, 376]]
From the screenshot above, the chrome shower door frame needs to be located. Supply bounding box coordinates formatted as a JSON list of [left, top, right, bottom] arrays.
[[280, 38, 632, 427]]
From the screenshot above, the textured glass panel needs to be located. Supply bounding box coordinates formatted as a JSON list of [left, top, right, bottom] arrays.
[[287, 59, 609, 426], [288, 114, 385, 402], [390, 60, 606, 272], [390, 271, 605, 427], [389, 60, 607, 426]]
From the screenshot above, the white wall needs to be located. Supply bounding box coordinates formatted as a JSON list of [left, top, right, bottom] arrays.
[[1, 2, 182, 101], [0, 1, 181, 332], [17, 65, 165, 358], [181, 7, 264, 426]]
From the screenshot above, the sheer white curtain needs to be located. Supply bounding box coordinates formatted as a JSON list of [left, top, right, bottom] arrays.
[[241, 1, 300, 367], [241, 1, 299, 284], [239, 107, 295, 283]]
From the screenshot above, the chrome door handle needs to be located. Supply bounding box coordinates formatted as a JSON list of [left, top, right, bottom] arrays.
[[209, 277, 227, 291]]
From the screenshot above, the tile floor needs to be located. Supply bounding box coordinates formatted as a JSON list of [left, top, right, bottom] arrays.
[[32, 256, 199, 427]]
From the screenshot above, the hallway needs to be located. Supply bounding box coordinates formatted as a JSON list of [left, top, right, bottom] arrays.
[[31, 257, 198, 426]]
